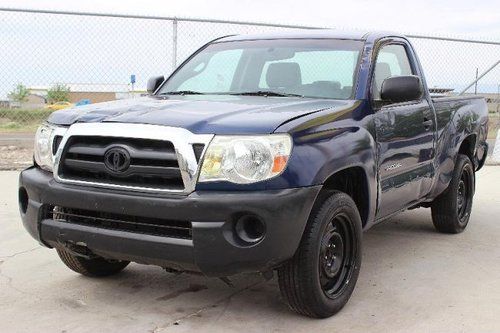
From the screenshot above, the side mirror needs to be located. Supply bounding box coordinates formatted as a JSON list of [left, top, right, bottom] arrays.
[[147, 76, 165, 94], [380, 75, 423, 103]]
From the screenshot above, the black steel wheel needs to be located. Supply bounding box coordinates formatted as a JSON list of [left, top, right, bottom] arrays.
[[278, 191, 362, 318], [319, 213, 357, 299], [456, 165, 473, 225], [432, 154, 475, 233]]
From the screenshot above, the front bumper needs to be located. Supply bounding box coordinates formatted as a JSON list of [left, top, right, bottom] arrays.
[[19, 167, 320, 276]]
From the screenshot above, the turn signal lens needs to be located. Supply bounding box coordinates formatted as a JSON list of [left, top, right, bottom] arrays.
[[272, 155, 289, 174]]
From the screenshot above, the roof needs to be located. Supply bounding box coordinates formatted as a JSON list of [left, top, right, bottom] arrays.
[[217, 29, 402, 42]]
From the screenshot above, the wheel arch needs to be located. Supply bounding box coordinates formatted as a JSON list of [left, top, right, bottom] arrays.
[[457, 133, 477, 166], [317, 166, 373, 228]]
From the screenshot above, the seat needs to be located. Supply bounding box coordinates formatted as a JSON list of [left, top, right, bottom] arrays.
[[266, 62, 302, 89]]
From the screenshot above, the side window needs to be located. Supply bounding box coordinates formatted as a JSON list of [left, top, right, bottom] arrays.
[[177, 49, 243, 92], [372, 44, 413, 100]]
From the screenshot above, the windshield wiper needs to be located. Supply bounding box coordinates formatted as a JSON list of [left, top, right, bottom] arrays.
[[229, 91, 304, 98], [159, 90, 304, 97], [159, 90, 206, 96]]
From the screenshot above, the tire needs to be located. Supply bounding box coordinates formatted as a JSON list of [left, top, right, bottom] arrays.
[[277, 191, 362, 318], [56, 248, 129, 277], [431, 154, 475, 234]]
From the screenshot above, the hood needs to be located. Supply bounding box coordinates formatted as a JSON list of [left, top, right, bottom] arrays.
[[47, 95, 355, 134]]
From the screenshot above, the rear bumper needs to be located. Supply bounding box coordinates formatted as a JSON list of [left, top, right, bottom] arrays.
[[19, 167, 320, 276]]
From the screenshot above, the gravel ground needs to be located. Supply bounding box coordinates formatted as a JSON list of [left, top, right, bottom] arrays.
[[0, 133, 34, 170], [0, 145, 33, 170]]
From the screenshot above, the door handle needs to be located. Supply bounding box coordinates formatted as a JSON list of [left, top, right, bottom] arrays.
[[423, 118, 433, 131]]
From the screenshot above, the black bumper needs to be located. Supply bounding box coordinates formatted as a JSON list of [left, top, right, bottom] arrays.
[[19, 167, 320, 277]]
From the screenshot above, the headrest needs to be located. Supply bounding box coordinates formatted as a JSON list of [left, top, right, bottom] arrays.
[[266, 62, 302, 88]]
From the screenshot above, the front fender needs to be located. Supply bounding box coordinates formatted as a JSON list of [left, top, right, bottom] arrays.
[[274, 101, 378, 226], [292, 126, 378, 226]]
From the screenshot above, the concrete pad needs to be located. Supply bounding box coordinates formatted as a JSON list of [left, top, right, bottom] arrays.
[[1, 168, 499, 332]]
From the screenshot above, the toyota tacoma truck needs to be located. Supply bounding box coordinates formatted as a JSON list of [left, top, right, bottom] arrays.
[[19, 30, 489, 318]]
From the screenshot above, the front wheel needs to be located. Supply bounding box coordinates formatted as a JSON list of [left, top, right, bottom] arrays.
[[57, 249, 129, 277], [431, 154, 475, 234], [277, 191, 362, 318]]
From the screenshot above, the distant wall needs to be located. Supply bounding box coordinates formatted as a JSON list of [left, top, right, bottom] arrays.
[[21, 94, 46, 109], [67, 92, 116, 104]]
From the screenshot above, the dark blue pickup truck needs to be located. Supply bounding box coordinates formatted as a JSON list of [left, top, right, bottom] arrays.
[[19, 30, 488, 317]]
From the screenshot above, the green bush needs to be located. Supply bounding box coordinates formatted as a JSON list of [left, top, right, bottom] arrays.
[[47, 84, 70, 103], [0, 121, 22, 129], [0, 108, 54, 125]]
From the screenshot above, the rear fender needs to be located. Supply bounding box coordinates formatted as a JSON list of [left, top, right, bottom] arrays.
[[430, 98, 487, 198]]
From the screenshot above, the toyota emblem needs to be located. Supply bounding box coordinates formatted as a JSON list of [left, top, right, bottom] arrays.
[[104, 147, 131, 173]]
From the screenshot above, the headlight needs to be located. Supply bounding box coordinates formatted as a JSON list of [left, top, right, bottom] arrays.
[[199, 134, 292, 184], [34, 123, 61, 172]]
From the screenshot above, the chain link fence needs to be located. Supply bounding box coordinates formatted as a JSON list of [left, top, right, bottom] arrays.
[[0, 8, 499, 135]]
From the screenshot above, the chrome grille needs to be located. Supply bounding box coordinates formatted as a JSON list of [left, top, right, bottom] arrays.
[[53, 123, 214, 195], [59, 136, 184, 191]]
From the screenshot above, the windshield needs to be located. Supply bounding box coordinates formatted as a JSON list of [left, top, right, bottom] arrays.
[[158, 39, 363, 99]]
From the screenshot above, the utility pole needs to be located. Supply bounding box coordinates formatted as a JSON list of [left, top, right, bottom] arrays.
[[172, 18, 178, 70]]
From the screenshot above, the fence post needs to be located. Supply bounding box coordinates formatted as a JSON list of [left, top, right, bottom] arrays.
[[172, 18, 178, 71], [459, 60, 500, 95]]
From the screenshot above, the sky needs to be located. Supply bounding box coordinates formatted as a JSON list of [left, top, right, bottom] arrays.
[[2, 0, 500, 39]]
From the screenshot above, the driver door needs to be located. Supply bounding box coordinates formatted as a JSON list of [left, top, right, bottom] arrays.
[[373, 42, 436, 219]]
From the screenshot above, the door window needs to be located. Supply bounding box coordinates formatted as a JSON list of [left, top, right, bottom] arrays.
[[373, 44, 413, 100]]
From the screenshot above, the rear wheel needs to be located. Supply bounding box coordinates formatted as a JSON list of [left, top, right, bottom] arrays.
[[57, 249, 129, 277], [277, 191, 362, 318], [431, 154, 475, 234]]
